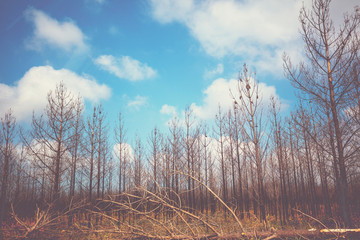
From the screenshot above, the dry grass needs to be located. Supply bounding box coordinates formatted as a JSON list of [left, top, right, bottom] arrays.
[[1, 174, 358, 240], [3, 194, 358, 240]]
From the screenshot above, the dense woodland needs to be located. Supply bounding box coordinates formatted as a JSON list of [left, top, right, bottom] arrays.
[[1, 0, 360, 239]]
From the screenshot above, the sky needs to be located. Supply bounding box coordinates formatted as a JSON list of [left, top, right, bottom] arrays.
[[0, 0, 359, 146]]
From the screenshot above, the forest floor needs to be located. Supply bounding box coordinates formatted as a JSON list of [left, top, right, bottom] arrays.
[[2, 213, 360, 240], [2, 228, 360, 240]]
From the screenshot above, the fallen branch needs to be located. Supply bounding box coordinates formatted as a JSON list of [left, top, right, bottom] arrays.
[[293, 208, 338, 239], [174, 171, 246, 233], [320, 229, 360, 233]]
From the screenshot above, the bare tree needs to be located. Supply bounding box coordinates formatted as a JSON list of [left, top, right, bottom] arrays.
[[270, 96, 288, 224], [101, 136, 112, 198], [225, 110, 237, 211], [148, 127, 162, 192], [168, 116, 182, 198], [69, 97, 84, 201], [133, 136, 144, 188], [115, 112, 127, 194], [85, 106, 98, 204], [183, 107, 199, 212], [23, 83, 76, 209], [283, 0, 360, 226], [232, 104, 245, 219], [96, 105, 106, 200], [67, 98, 83, 226], [214, 106, 228, 218], [233, 64, 267, 221], [0, 110, 17, 225], [199, 124, 212, 215]]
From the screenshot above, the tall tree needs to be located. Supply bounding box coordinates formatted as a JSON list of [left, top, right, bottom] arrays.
[[148, 127, 162, 191], [0, 110, 17, 225], [115, 112, 127, 194], [133, 136, 143, 188], [23, 83, 76, 208], [270, 96, 288, 224], [69, 97, 84, 201], [85, 106, 98, 204], [168, 116, 182, 198], [68, 97, 84, 226], [199, 124, 212, 215], [96, 105, 106, 199], [225, 110, 237, 211], [283, 0, 360, 226], [183, 107, 199, 212], [214, 106, 228, 217], [234, 64, 267, 221]]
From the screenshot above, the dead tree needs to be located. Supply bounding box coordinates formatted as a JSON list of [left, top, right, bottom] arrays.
[[168, 116, 182, 199], [199, 124, 212, 215], [85, 107, 98, 205], [232, 104, 245, 219], [225, 110, 237, 212], [68, 97, 84, 225], [69, 97, 84, 196], [0, 110, 17, 225], [23, 83, 76, 209], [183, 107, 199, 212], [214, 106, 228, 218], [270, 96, 288, 224], [233, 64, 267, 221], [148, 127, 162, 192], [96, 105, 106, 200], [114, 112, 128, 195], [283, 0, 360, 226], [133, 136, 144, 188]]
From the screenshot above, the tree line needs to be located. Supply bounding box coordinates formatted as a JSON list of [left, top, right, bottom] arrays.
[[0, 0, 359, 233]]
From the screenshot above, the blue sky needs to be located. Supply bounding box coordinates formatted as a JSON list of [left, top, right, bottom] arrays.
[[0, 0, 358, 144]]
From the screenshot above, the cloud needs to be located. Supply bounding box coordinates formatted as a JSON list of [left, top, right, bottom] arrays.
[[127, 95, 148, 110], [113, 143, 134, 162], [160, 104, 177, 116], [149, 0, 306, 75], [25, 139, 72, 169], [150, 0, 195, 23], [150, 0, 360, 75], [0, 65, 111, 121], [93, 0, 106, 4], [204, 63, 224, 79], [95, 55, 157, 81], [160, 76, 282, 123], [150, 0, 301, 55], [160, 104, 180, 127], [190, 77, 279, 120], [25, 8, 88, 52]]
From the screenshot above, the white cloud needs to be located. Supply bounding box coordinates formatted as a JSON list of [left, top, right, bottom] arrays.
[[0, 65, 111, 121], [160, 104, 181, 127], [329, 1, 360, 27], [113, 143, 134, 162], [26, 139, 72, 167], [151, 0, 195, 24], [85, 0, 106, 4], [127, 95, 148, 110], [94, 0, 106, 4], [197, 134, 249, 172], [25, 8, 88, 52], [160, 104, 177, 116], [150, 0, 301, 57], [204, 63, 224, 79], [95, 55, 157, 81], [190, 77, 279, 120], [150, 0, 359, 75]]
